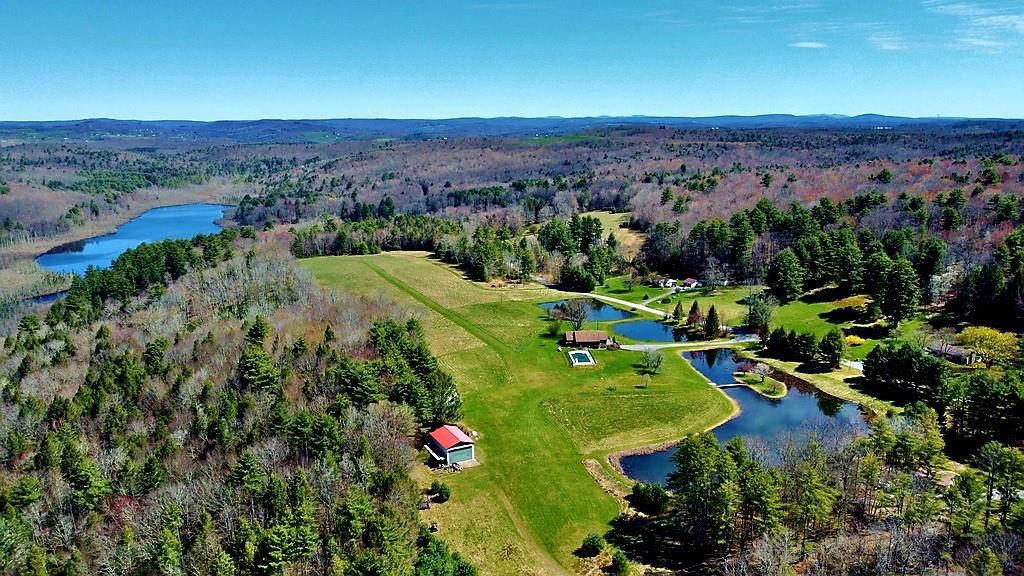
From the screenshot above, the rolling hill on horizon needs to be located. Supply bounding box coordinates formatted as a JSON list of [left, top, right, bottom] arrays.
[[2, 114, 1022, 145]]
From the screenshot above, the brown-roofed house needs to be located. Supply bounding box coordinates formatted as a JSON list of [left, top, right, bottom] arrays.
[[564, 330, 612, 348], [926, 342, 979, 365]]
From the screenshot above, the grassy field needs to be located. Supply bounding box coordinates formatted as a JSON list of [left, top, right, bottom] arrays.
[[301, 252, 734, 574], [594, 278, 752, 325], [579, 211, 645, 257], [774, 292, 929, 360]]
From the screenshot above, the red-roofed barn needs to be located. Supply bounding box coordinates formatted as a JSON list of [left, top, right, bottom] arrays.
[[426, 425, 475, 465]]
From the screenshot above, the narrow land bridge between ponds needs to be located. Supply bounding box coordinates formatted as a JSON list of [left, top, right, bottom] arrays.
[[572, 290, 869, 372]]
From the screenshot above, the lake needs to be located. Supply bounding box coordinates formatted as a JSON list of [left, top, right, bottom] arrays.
[[620, 348, 868, 485], [35, 203, 228, 275], [539, 299, 636, 322]]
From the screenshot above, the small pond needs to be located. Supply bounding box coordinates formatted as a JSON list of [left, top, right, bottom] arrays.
[[620, 349, 868, 485], [611, 319, 688, 342], [539, 299, 635, 322], [36, 203, 228, 275]]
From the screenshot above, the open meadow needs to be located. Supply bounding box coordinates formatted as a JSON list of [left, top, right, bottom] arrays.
[[301, 252, 735, 574]]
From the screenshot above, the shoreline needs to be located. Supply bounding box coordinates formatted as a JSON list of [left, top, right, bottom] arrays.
[[38, 202, 234, 257], [0, 184, 237, 264], [602, 344, 878, 484], [605, 346, 743, 478]]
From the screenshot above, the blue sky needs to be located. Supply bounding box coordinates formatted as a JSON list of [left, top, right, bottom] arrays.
[[1, 1, 1022, 120]]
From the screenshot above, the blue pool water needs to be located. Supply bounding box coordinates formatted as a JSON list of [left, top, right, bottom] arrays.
[[569, 351, 595, 365], [611, 319, 688, 342], [36, 203, 228, 275], [539, 299, 635, 322], [620, 349, 868, 485]]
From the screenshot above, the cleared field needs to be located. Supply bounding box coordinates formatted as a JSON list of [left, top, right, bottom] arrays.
[[302, 252, 734, 574], [773, 292, 929, 360], [580, 211, 645, 257]]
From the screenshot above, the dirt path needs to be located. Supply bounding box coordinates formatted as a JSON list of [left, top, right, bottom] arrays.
[[640, 289, 677, 306]]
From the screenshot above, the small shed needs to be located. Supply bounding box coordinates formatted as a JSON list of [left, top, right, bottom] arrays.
[[426, 425, 475, 465], [681, 278, 701, 289], [564, 330, 612, 348]]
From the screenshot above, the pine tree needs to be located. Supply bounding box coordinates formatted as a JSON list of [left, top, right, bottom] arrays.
[[211, 551, 237, 576], [880, 258, 921, 327], [818, 328, 846, 368], [668, 433, 738, 552], [766, 248, 805, 303], [288, 472, 318, 560], [62, 448, 112, 512], [246, 316, 270, 346], [238, 346, 279, 390], [154, 527, 183, 576], [254, 524, 293, 574], [704, 305, 721, 340], [231, 452, 266, 493], [687, 300, 703, 326], [967, 547, 1003, 576]]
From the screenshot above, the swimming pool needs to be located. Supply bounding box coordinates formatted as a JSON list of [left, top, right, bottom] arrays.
[[568, 350, 596, 366]]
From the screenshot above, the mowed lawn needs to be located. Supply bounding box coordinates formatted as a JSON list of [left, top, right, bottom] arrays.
[[595, 277, 752, 326], [301, 252, 734, 574]]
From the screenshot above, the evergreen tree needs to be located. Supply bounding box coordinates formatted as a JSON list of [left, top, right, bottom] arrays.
[[818, 328, 846, 368], [668, 433, 738, 551], [246, 316, 270, 346], [704, 305, 721, 340], [766, 248, 804, 303], [154, 527, 183, 575], [238, 346, 279, 390], [967, 547, 1003, 576], [687, 300, 703, 326], [231, 452, 267, 493], [880, 258, 921, 327], [211, 551, 237, 576]]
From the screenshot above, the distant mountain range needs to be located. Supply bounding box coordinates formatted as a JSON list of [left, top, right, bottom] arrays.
[[1, 115, 1021, 144]]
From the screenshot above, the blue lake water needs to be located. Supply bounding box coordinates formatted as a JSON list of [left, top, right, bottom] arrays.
[[35, 203, 227, 275], [539, 299, 635, 322], [611, 319, 688, 342], [620, 349, 868, 485]]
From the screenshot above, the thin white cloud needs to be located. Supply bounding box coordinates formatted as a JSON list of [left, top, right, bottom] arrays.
[[869, 32, 908, 51], [790, 41, 828, 49], [923, 0, 1024, 53]]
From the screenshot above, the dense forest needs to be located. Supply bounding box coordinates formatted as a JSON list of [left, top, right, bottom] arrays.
[[0, 233, 475, 574]]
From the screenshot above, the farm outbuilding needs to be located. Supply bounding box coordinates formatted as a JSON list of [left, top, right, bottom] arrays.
[[563, 330, 613, 348], [426, 425, 476, 465]]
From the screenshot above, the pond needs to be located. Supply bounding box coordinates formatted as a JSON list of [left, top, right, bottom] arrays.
[[611, 319, 688, 342], [620, 349, 868, 485], [36, 203, 228, 275], [539, 299, 635, 322]]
